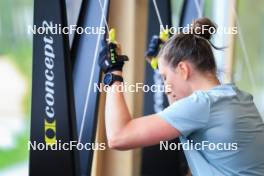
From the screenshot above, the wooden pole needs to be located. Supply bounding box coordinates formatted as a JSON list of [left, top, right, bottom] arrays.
[[91, 0, 148, 176]]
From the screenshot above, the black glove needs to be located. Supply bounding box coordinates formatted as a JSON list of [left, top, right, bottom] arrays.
[[99, 40, 128, 73], [145, 35, 163, 58]]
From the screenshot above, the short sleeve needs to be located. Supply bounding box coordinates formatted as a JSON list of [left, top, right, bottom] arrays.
[[157, 91, 210, 137]]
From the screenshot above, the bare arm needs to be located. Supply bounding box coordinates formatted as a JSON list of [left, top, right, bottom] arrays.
[[105, 71, 180, 150]]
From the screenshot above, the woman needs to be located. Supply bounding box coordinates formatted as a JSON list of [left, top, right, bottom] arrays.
[[99, 18, 264, 175]]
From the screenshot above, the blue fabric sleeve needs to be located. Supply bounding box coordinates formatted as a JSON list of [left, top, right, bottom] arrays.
[[157, 91, 210, 137]]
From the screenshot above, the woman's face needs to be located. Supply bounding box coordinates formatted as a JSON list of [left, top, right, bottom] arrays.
[[158, 58, 192, 104]]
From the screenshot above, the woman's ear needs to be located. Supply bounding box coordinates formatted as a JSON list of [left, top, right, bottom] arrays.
[[177, 61, 190, 80]]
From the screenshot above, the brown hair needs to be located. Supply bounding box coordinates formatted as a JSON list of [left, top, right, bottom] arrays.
[[158, 17, 221, 73]]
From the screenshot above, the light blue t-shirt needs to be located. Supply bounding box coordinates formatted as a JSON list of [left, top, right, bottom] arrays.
[[158, 83, 264, 176]]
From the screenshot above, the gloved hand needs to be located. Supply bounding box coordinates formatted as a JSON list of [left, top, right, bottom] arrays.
[[145, 30, 169, 70], [145, 35, 163, 58], [99, 40, 129, 73]]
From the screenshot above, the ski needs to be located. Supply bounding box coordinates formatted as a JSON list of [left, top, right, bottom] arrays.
[[71, 0, 109, 175], [141, 0, 188, 175], [30, 0, 78, 176]]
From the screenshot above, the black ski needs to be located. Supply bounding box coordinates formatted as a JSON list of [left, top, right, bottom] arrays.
[[71, 0, 109, 175], [141, 0, 188, 175], [29, 0, 78, 175]]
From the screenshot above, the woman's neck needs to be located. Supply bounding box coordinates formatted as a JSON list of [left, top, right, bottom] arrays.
[[190, 72, 220, 92]]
